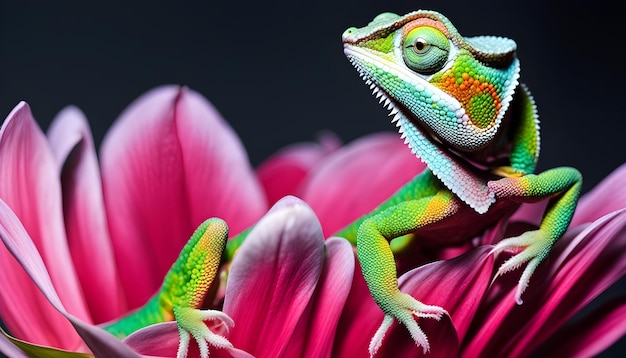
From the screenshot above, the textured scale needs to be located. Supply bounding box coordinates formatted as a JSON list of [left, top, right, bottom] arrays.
[[164, 219, 228, 308], [343, 10, 523, 213], [104, 219, 228, 338], [340, 9, 582, 356], [89, 10, 581, 358]]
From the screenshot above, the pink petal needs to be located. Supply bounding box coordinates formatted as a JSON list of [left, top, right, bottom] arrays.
[[223, 196, 325, 357], [123, 323, 179, 358], [572, 163, 626, 226], [0, 103, 89, 336], [300, 132, 426, 236], [100, 86, 267, 309], [0, 199, 140, 356], [333, 261, 384, 357], [124, 322, 253, 358], [400, 246, 493, 343], [375, 246, 492, 355], [283, 237, 355, 357], [508, 201, 548, 227], [0, 228, 75, 350], [256, 132, 340, 205], [536, 298, 626, 357], [376, 317, 458, 357], [47, 105, 125, 323], [513, 209, 626, 356], [124, 323, 177, 358], [466, 209, 626, 356], [334, 247, 491, 356]]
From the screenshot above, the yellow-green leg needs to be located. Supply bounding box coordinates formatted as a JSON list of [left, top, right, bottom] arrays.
[[104, 218, 233, 358], [488, 166, 582, 303], [357, 190, 460, 355]]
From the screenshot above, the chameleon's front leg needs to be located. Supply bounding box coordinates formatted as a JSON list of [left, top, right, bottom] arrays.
[[104, 218, 233, 358], [489, 167, 582, 303], [357, 190, 460, 356]]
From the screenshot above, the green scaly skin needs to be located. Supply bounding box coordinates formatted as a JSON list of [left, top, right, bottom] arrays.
[[103, 218, 234, 358], [100, 10, 582, 358], [340, 11, 581, 355]]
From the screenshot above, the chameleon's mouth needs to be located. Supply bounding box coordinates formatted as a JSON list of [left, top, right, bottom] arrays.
[[343, 40, 521, 155], [344, 47, 458, 162], [344, 46, 496, 214]]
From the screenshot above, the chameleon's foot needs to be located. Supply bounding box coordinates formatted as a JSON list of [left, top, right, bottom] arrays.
[[174, 306, 234, 358], [369, 292, 447, 357], [491, 229, 550, 304]]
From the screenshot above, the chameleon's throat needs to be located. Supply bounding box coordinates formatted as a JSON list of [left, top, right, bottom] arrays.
[[345, 52, 496, 213]]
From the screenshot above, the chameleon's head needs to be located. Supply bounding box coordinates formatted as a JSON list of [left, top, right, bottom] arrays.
[[343, 11, 519, 153]]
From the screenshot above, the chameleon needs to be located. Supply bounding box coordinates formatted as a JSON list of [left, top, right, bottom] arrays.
[[338, 10, 581, 354], [97, 9, 581, 358]]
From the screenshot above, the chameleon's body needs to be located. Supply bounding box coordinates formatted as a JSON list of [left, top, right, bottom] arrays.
[[339, 12, 580, 353], [101, 10, 581, 358]]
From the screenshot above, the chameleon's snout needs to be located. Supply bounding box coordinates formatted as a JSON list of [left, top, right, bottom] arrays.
[[342, 27, 357, 43]]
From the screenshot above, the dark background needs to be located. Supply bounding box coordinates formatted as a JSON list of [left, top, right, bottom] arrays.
[[1, 0, 624, 191], [0, 0, 624, 355]]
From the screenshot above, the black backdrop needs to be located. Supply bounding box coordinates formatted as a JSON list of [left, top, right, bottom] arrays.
[[1, 0, 624, 190], [0, 0, 624, 355]]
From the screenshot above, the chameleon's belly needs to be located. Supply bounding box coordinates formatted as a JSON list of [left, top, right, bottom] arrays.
[[414, 199, 521, 247]]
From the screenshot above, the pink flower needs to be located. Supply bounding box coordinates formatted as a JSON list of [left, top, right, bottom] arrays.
[[257, 130, 426, 237], [331, 164, 626, 357], [0, 84, 420, 356], [0, 85, 266, 356], [1, 83, 625, 357], [122, 196, 355, 358]]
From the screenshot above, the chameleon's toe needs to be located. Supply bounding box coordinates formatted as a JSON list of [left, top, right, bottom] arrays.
[[369, 292, 447, 357], [491, 229, 550, 304], [174, 306, 234, 358]]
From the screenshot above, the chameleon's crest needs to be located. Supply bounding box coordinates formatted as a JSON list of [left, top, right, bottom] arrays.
[[343, 10, 520, 213]]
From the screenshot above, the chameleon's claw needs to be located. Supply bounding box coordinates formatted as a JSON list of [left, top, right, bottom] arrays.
[[174, 306, 234, 358], [491, 229, 550, 304], [369, 292, 447, 357]]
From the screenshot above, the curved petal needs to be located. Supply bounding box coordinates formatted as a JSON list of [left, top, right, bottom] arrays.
[[100, 86, 267, 309], [123, 323, 179, 358], [572, 163, 626, 226], [47, 106, 125, 323], [0, 103, 89, 344], [223, 196, 325, 357], [399, 246, 493, 343], [375, 246, 493, 356], [334, 247, 491, 356], [375, 316, 458, 357], [300, 132, 426, 236], [124, 322, 253, 358], [174, 87, 267, 231], [333, 260, 383, 357], [466, 209, 626, 356], [256, 132, 341, 205], [536, 298, 626, 357], [283, 237, 355, 357], [0, 199, 140, 356], [0, 234, 80, 350], [508, 201, 547, 227], [511, 209, 626, 356]]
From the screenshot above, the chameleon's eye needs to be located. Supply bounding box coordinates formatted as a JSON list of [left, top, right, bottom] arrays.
[[402, 26, 450, 74]]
